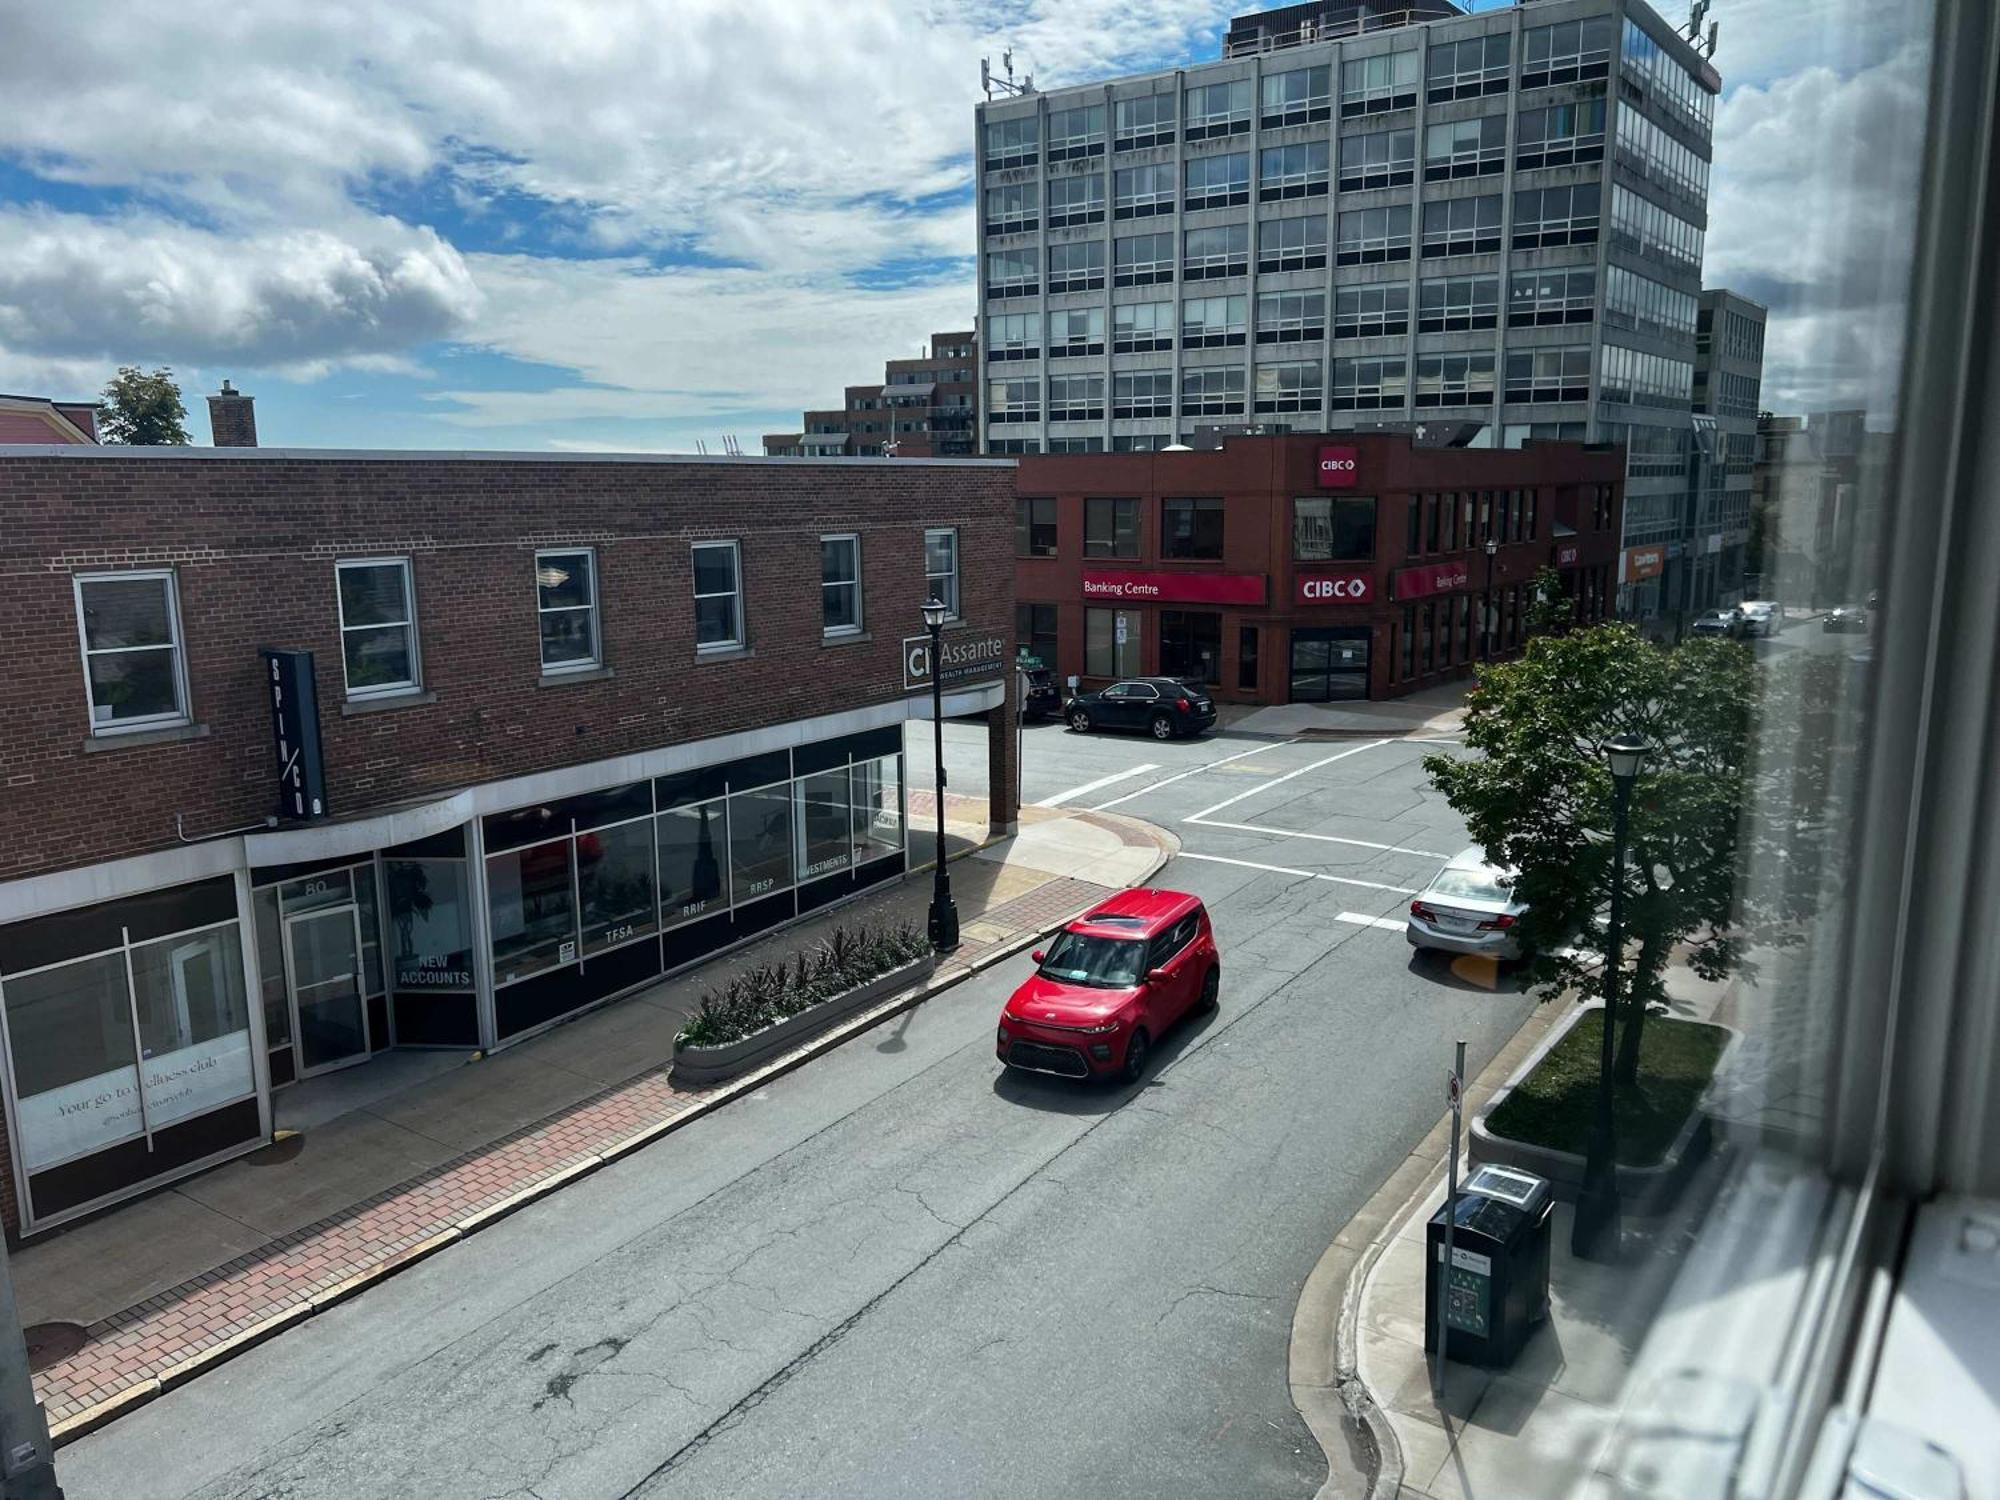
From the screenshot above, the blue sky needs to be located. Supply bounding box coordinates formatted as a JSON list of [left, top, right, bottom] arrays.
[[0, 0, 1931, 449]]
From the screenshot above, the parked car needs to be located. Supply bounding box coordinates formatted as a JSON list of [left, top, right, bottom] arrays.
[[1406, 848, 1528, 961], [997, 889, 1219, 1084], [1016, 658, 1062, 720], [1065, 677, 1217, 740], [1690, 609, 1748, 640], [1738, 600, 1784, 637], [1824, 605, 1870, 633]]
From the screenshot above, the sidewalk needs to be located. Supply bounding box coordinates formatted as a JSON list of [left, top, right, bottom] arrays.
[[1230, 681, 1470, 740], [1302, 963, 1735, 1500], [21, 794, 1176, 1443]]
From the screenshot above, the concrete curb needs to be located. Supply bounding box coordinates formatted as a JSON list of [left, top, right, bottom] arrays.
[[1288, 995, 1567, 1499], [48, 820, 1177, 1449]]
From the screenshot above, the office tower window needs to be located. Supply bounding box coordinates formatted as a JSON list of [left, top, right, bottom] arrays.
[[1338, 127, 1415, 190], [1333, 282, 1411, 339], [1418, 274, 1500, 332]]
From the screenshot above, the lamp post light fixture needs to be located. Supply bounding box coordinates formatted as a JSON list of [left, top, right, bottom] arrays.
[[1482, 536, 1499, 660], [1572, 731, 1651, 1260], [922, 597, 960, 951]]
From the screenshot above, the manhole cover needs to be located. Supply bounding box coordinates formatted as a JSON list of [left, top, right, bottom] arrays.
[[247, 1132, 306, 1166], [25, 1323, 86, 1372]]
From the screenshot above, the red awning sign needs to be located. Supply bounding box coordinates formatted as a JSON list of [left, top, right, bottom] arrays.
[[1391, 561, 1471, 601], [1080, 569, 1267, 606]]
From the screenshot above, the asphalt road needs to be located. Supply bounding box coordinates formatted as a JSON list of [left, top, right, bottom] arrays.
[[63, 727, 1534, 1500]]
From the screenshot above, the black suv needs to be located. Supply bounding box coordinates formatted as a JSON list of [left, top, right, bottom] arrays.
[[1016, 655, 1063, 720], [1066, 677, 1217, 740]]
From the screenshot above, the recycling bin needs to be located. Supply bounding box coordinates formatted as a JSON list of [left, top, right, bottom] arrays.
[[1423, 1163, 1553, 1366]]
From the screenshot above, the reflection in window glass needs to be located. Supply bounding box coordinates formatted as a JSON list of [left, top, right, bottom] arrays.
[[129, 926, 254, 1129], [386, 858, 474, 992], [488, 839, 576, 984], [658, 800, 728, 926], [852, 757, 903, 864], [796, 769, 853, 881], [253, 885, 290, 1047], [353, 863, 384, 996], [577, 819, 657, 955], [729, 784, 795, 903], [3, 953, 141, 1170]]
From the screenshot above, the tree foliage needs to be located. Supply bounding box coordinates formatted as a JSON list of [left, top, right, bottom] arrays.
[[1425, 623, 1849, 1085], [1424, 624, 1753, 1079], [98, 366, 190, 445], [1524, 565, 1575, 637]]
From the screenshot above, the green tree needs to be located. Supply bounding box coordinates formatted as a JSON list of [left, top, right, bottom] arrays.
[[1424, 625, 1755, 1083], [98, 366, 190, 445], [1524, 565, 1574, 636]]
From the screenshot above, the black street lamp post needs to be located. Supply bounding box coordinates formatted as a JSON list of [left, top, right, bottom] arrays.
[[1573, 732, 1650, 1260], [922, 597, 959, 951], [1482, 536, 1499, 659]]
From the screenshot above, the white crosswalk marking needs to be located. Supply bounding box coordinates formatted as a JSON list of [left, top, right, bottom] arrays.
[[1037, 764, 1160, 808]]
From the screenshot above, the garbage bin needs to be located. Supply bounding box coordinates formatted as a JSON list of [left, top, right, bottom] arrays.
[[1424, 1163, 1553, 1367]]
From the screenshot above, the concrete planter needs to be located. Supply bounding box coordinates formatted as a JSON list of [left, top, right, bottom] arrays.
[[670, 956, 937, 1086], [1468, 1001, 1736, 1217]]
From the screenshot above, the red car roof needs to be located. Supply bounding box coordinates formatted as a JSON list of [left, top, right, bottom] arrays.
[[1068, 888, 1199, 939]]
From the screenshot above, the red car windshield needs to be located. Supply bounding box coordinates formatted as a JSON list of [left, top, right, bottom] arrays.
[[1038, 931, 1146, 988]]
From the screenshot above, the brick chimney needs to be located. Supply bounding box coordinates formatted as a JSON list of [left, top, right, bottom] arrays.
[[207, 380, 258, 447]]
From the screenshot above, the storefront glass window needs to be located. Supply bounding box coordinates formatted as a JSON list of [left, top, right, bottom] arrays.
[[658, 800, 728, 927], [280, 869, 352, 912], [129, 926, 255, 1131], [252, 885, 290, 1048], [852, 757, 903, 864], [387, 857, 475, 992], [488, 838, 577, 985], [729, 784, 796, 903], [577, 819, 657, 956], [3, 953, 140, 1172], [1085, 607, 1141, 677], [1159, 610, 1223, 684], [796, 769, 854, 882], [354, 863, 384, 996]]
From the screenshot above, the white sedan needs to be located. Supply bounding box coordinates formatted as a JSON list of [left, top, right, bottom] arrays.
[[1406, 848, 1528, 961]]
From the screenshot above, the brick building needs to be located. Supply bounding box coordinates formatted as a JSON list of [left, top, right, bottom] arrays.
[[0, 442, 1016, 1235], [1013, 432, 1620, 703], [764, 331, 979, 458]]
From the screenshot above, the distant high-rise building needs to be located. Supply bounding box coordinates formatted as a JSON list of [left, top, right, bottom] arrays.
[[1685, 287, 1764, 613], [974, 0, 1720, 615], [764, 331, 979, 457]]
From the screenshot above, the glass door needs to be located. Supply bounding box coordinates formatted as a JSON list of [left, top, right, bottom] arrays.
[[1289, 628, 1372, 702], [285, 904, 369, 1074]]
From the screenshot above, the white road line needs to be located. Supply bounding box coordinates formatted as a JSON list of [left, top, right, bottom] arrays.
[[1181, 738, 1386, 823], [1174, 849, 1419, 894], [1336, 911, 1408, 933], [1087, 738, 1298, 812], [1186, 817, 1450, 860], [1036, 763, 1161, 808]]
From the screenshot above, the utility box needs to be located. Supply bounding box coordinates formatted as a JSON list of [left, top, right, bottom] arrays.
[[1424, 1164, 1553, 1367]]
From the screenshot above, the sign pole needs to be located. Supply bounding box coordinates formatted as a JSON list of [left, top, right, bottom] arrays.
[[1435, 1037, 1466, 1393]]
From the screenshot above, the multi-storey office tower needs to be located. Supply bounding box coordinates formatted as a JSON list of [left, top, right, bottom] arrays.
[[974, 0, 1718, 615], [1685, 286, 1766, 616]]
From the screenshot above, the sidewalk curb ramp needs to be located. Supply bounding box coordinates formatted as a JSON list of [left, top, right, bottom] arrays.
[[49, 811, 1176, 1448], [1287, 997, 1566, 1499]]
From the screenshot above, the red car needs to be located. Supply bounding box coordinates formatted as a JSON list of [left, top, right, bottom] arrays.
[[996, 889, 1220, 1084]]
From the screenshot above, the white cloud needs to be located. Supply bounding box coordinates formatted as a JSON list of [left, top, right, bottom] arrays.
[[433, 252, 971, 426], [0, 209, 482, 370], [1703, 38, 1932, 414]]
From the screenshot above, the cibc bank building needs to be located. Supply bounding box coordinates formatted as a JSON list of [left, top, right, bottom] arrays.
[[0, 445, 1017, 1236]]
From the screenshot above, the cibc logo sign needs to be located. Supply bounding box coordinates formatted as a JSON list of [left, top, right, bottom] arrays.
[[1295, 572, 1372, 606], [1316, 444, 1360, 488]]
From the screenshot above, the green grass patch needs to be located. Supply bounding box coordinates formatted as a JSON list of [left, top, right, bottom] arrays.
[[1486, 1011, 1728, 1168]]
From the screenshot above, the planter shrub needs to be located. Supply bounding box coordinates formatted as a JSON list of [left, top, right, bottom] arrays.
[[676, 920, 931, 1051], [1485, 1010, 1728, 1169]]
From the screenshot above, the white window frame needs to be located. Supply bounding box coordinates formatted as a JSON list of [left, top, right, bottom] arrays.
[[692, 540, 744, 652], [73, 568, 191, 735], [334, 557, 420, 700], [820, 533, 863, 638], [924, 527, 960, 621], [534, 547, 601, 675]]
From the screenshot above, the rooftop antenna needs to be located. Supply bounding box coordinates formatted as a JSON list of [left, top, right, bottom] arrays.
[[695, 438, 708, 455], [1704, 19, 1719, 57], [1684, 0, 1708, 40], [981, 49, 1033, 100]]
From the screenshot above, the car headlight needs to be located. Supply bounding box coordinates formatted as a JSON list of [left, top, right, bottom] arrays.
[[1079, 1017, 1124, 1034]]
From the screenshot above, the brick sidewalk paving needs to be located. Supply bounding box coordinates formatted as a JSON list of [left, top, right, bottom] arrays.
[[30, 801, 1169, 1442]]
